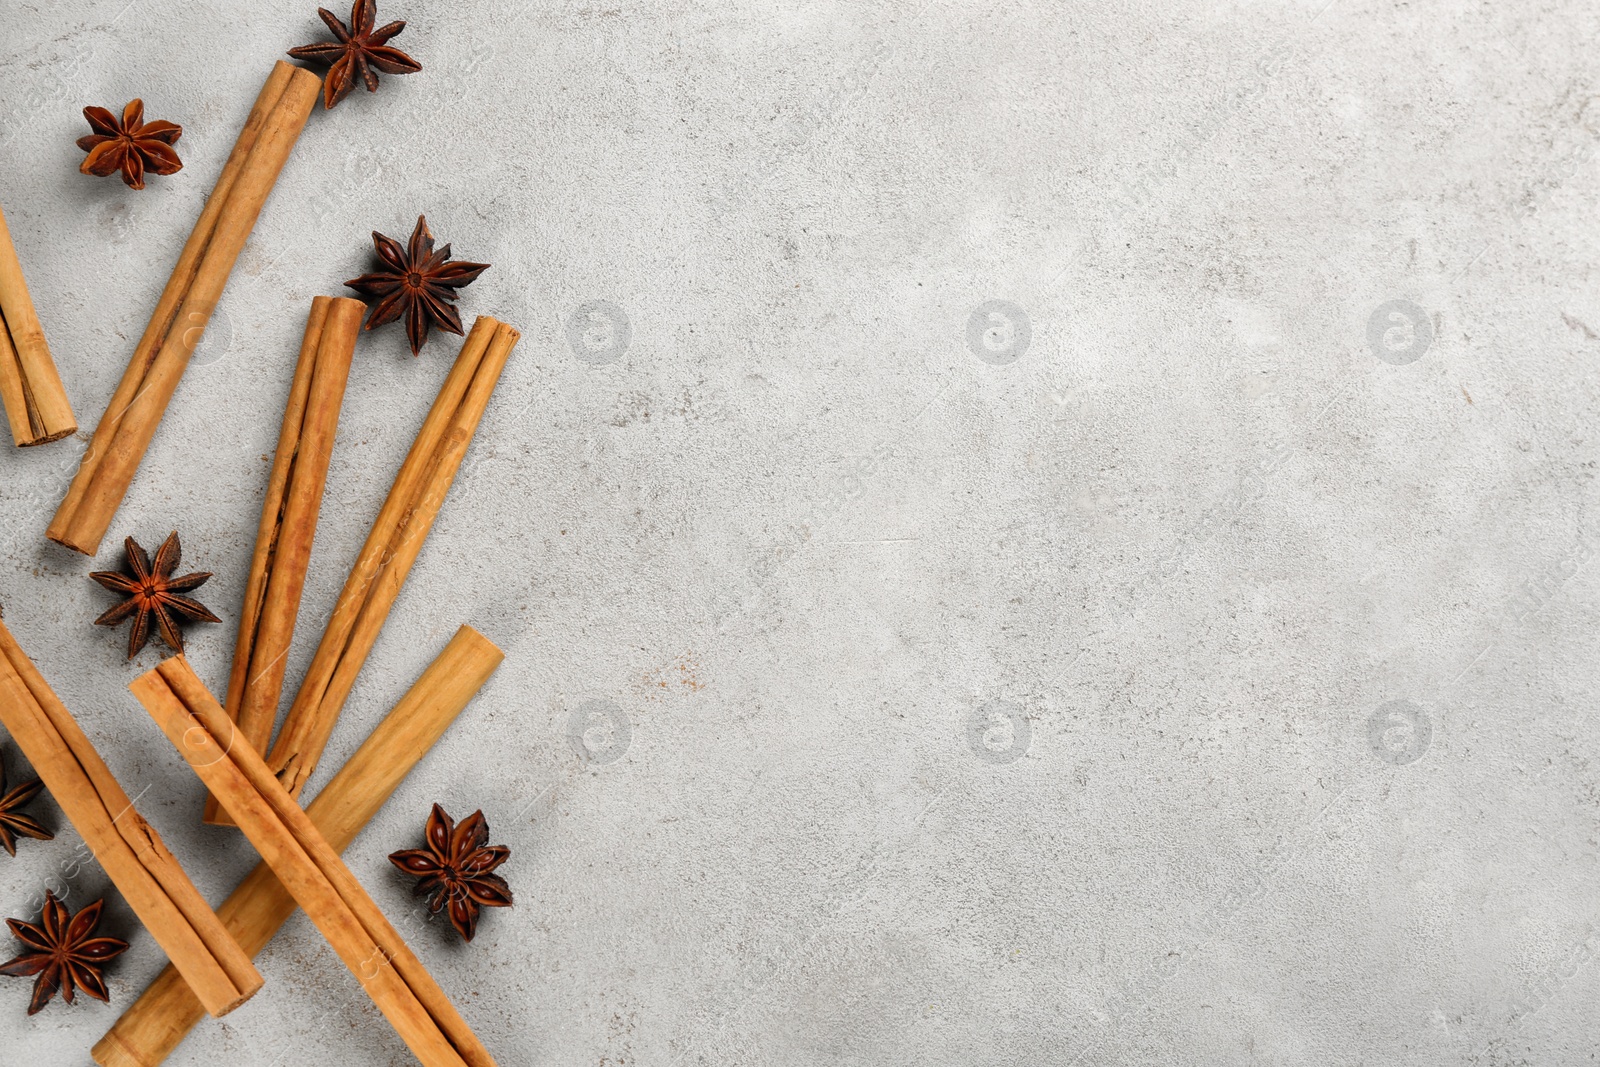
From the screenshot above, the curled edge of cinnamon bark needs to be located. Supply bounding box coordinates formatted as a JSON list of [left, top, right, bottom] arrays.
[[204, 295, 363, 826], [129, 655, 498, 1067], [0, 610, 262, 1018], [266, 316, 521, 803], [47, 61, 322, 556], [95, 625, 503, 1067], [0, 202, 75, 447]]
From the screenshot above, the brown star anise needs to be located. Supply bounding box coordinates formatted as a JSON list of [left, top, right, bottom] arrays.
[[0, 756, 52, 858], [76, 100, 183, 190], [346, 215, 490, 356], [0, 892, 128, 1016], [90, 532, 221, 660], [288, 0, 422, 110], [389, 804, 512, 942]]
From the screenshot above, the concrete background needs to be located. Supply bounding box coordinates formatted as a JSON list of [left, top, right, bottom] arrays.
[[1, 0, 1599, 1063]]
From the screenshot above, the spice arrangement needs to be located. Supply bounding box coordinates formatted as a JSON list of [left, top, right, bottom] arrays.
[[0, 613, 264, 1019], [133, 657, 497, 1066], [0, 8, 524, 1064], [97, 627, 502, 1066], [48, 62, 322, 556]]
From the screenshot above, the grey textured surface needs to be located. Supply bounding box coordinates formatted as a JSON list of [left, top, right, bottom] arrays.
[[2, 0, 1599, 1063]]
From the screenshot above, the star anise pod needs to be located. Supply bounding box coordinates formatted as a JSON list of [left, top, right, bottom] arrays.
[[89, 532, 221, 660], [0, 892, 128, 1015], [0, 756, 53, 858], [76, 100, 183, 190], [346, 215, 490, 356], [288, 0, 422, 110], [389, 804, 512, 942]]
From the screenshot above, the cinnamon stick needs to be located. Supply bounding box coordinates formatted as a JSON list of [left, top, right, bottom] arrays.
[[268, 316, 520, 802], [130, 655, 498, 1067], [0, 201, 75, 446], [95, 626, 503, 1067], [203, 295, 363, 826], [48, 61, 322, 555], [0, 613, 262, 1017]]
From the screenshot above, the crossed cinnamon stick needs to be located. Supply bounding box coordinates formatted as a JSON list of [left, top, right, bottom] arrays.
[[98, 626, 503, 1067], [0, 613, 260, 1017], [129, 652, 499, 1067]]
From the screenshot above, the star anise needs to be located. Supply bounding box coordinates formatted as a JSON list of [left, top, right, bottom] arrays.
[[346, 215, 490, 356], [288, 0, 422, 110], [76, 100, 183, 190], [90, 532, 221, 660], [0, 756, 52, 858], [0, 892, 128, 1015], [389, 804, 512, 942]]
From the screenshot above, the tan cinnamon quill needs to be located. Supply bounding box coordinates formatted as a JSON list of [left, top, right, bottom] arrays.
[[95, 626, 503, 1067], [0, 613, 261, 1017], [48, 61, 322, 555], [129, 655, 498, 1067], [267, 316, 520, 802], [0, 201, 75, 447], [204, 295, 363, 826]]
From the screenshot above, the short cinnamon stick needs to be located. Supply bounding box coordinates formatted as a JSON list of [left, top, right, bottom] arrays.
[[0, 612, 262, 1017], [130, 655, 498, 1067], [203, 295, 363, 826], [95, 625, 503, 1067], [267, 316, 520, 802], [0, 201, 75, 446], [48, 61, 322, 555]]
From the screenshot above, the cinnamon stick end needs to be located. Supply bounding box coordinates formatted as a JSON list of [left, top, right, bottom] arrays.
[[45, 526, 97, 556], [16, 423, 77, 447], [207, 978, 263, 1018], [201, 802, 239, 829], [90, 1030, 153, 1067]]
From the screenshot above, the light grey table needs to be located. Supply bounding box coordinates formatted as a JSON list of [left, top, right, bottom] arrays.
[[1, 1, 1597, 1063]]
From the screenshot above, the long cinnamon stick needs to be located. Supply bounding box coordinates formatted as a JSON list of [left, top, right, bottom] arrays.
[[267, 316, 520, 802], [0, 613, 262, 1017], [0, 201, 75, 446], [95, 625, 503, 1067], [204, 295, 363, 826], [48, 61, 322, 555], [130, 656, 498, 1067]]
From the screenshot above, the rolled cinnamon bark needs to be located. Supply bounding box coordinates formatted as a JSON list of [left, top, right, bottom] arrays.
[[48, 61, 322, 555], [95, 626, 503, 1067], [0, 201, 75, 446], [0, 613, 261, 1017], [129, 655, 498, 1067], [204, 295, 363, 826], [268, 316, 520, 802]]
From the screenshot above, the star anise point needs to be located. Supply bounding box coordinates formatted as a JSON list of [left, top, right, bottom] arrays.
[[76, 99, 183, 190], [89, 532, 221, 660], [346, 215, 489, 356], [0, 892, 128, 1015], [289, 0, 422, 109], [0, 756, 53, 858], [389, 804, 512, 942]]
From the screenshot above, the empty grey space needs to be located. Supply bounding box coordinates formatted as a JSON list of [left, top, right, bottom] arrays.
[[1, 0, 1598, 1063]]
